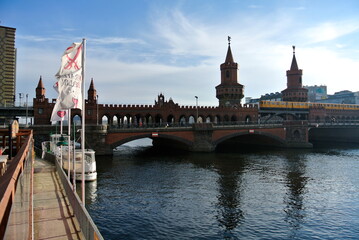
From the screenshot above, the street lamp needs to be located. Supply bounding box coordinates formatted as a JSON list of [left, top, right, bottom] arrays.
[[96, 95, 99, 126], [195, 96, 198, 123], [25, 94, 28, 127], [19, 93, 24, 107]]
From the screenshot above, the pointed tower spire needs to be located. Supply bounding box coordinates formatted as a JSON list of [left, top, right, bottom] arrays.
[[281, 46, 308, 102], [290, 45, 299, 70], [216, 37, 244, 107], [225, 36, 234, 63], [36, 75, 45, 101], [37, 75, 44, 88], [87, 78, 97, 103]]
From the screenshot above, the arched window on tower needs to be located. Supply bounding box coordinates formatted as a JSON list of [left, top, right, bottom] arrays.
[[226, 70, 230, 78]]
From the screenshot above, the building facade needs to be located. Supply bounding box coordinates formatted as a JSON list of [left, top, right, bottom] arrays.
[[0, 26, 16, 107], [315, 90, 359, 104], [304, 85, 327, 102]]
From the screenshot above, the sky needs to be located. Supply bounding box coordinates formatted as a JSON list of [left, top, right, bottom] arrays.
[[1, 0, 359, 106]]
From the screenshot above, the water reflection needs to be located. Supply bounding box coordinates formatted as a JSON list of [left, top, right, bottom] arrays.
[[214, 156, 245, 231], [75, 179, 98, 204], [86, 181, 98, 204], [188, 153, 246, 232], [282, 151, 308, 231]]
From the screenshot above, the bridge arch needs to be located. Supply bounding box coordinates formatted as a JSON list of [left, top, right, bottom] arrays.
[[73, 114, 81, 125], [245, 115, 251, 124], [231, 115, 237, 123], [108, 133, 193, 150], [102, 114, 110, 125], [112, 115, 118, 126], [214, 130, 287, 149], [223, 115, 229, 123], [155, 114, 163, 126], [179, 115, 186, 126], [167, 114, 175, 125], [215, 115, 220, 124]]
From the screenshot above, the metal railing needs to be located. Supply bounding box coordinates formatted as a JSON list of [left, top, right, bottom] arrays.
[[106, 120, 285, 130], [308, 120, 359, 127], [0, 130, 33, 240], [54, 156, 103, 240], [0, 101, 33, 108]]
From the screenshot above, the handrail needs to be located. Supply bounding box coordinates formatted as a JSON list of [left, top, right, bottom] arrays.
[[0, 130, 33, 239], [54, 157, 104, 240]]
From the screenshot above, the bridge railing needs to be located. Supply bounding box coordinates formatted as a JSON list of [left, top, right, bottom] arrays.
[[308, 119, 359, 127], [0, 101, 33, 108], [0, 129, 33, 239], [107, 120, 285, 129]]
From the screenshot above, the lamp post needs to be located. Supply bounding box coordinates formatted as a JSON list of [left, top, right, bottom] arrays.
[[96, 95, 99, 125], [25, 94, 28, 127], [19, 93, 23, 107], [195, 96, 198, 123]]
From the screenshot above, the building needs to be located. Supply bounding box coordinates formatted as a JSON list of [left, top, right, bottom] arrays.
[[0, 26, 16, 107], [304, 85, 327, 102], [316, 90, 359, 104], [281, 46, 308, 102], [216, 37, 244, 107]]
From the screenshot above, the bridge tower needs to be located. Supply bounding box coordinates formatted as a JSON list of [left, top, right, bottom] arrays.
[[35, 76, 45, 102], [87, 78, 97, 104], [281, 46, 308, 102], [216, 37, 244, 107]]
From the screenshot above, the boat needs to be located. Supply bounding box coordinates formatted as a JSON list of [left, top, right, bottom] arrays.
[[41, 134, 97, 181]]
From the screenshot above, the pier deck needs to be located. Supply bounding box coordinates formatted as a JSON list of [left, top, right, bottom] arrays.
[[34, 158, 85, 240]]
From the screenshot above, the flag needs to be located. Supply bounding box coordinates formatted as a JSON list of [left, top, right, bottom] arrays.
[[50, 101, 68, 122], [55, 42, 83, 110]]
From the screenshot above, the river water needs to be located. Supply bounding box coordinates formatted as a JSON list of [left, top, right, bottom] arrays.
[[84, 139, 359, 239]]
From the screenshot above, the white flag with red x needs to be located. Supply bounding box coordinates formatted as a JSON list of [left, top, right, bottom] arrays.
[[54, 42, 83, 110], [50, 101, 68, 122]]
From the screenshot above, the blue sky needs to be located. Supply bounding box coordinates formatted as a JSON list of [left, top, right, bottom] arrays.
[[1, 0, 359, 106]]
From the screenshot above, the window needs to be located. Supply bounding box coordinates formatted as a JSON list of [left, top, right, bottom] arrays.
[[226, 70, 230, 78], [38, 108, 43, 114]]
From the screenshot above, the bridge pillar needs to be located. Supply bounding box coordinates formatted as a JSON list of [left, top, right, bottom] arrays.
[[190, 123, 216, 152], [284, 121, 312, 148], [85, 125, 113, 155]]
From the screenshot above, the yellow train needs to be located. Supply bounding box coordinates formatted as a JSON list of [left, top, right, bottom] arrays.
[[259, 100, 359, 111]]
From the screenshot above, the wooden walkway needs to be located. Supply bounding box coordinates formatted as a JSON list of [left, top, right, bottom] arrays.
[[33, 158, 85, 240]]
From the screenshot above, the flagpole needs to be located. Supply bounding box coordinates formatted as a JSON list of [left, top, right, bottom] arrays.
[[68, 108, 71, 182], [73, 122, 76, 192], [81, 38, 86, 206], [60, 120, 63, 168]]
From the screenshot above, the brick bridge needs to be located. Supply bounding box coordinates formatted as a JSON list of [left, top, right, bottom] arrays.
[[79, 121, 313, 155], [32, 121, 359, 155]]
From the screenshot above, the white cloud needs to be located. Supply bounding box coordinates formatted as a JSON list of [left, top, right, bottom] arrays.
[[90, 37, 146, 45], [303, 20, 359, 43]]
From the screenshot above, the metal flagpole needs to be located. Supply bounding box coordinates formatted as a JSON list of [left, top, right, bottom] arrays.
[[73, 122, 76, 192], [68, 109, 71, 182], [81, 38, 86, 205], [60, 120, 63, 168]]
